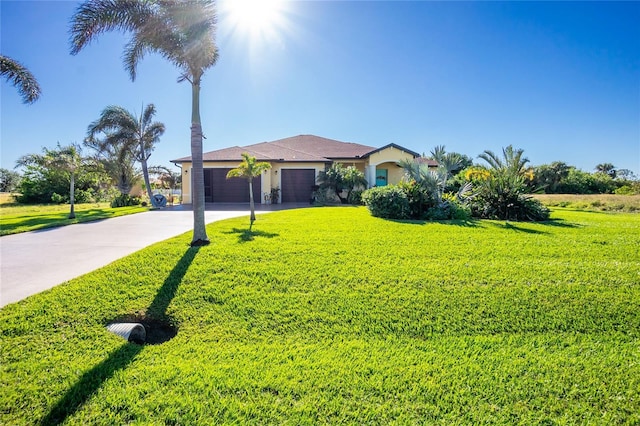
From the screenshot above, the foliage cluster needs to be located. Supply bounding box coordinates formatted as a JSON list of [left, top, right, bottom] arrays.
[[14, 144, 110, 205], [110, 194, 142, 208], [360, 185, 411, 219], [0, 168, 21, 193], [529, 161, 639, 195], [1, 208, 638, 424], [317, 163, 367, 204]]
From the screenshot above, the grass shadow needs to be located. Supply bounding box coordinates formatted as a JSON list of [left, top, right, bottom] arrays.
[[40, 246, 201, 425], [224, 227, 280, 243], [387, 218, 480, 228], [539, 218, 582, 228], [40, 344, 144, 425], [485, 221, 549, 235]]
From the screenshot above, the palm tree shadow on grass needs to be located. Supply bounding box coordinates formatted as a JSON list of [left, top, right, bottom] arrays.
[[224, 227, 280, 243], [40, 246, 201, 425]]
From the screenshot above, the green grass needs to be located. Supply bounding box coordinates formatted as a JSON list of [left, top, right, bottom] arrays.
[[534, 193, 640, 213], [0, 202, 149, 236], [1, 207, 639, 424]]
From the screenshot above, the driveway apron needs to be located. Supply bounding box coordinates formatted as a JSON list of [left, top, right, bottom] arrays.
[[0, 209, 248, 307]]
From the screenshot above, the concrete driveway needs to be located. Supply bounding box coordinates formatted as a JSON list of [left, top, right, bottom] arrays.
[[0, 208, 253, 307]]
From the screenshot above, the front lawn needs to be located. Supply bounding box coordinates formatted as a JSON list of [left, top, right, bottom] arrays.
[[1, 207, 638, 424], [0, 202, 149, 236]]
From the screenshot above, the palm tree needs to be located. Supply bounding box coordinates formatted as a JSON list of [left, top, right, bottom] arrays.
[[478, 145, 530, 177], [17, 144, 86, 218], [70, 0, 219, 246], [86, 104, 165, 206], [226, 153, 271, 230], [1, 54, 41, 104], [595, 163, 616, 179], [86, 136, 140, 195]]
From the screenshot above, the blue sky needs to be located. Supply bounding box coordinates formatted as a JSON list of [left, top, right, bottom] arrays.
[[2, 0, 639, 175]]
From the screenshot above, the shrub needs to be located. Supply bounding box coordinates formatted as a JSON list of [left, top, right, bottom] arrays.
[[615, 183, 640, 195], [111, 194, 141, 208], [50, 193, 65, 204], [347, 189, 364, 205], [361, 186, 410, 219]]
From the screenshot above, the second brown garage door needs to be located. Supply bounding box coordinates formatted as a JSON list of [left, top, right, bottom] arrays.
[[281, 169, 316, 203], [204, 168, 261, 203]]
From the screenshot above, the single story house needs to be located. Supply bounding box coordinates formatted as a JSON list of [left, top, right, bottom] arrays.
[[172, 134, 435, 204]]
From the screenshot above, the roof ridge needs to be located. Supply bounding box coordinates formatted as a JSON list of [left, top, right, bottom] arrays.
[[269, 141, 330, 161]]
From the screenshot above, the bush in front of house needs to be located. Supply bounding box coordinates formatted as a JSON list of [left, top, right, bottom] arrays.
[[111, 194, 142, 208], [362, 184, 471, 221], [361, 185, 411, 219]]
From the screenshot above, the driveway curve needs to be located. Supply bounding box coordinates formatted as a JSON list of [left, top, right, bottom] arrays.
[[0, 209, 250, 308]]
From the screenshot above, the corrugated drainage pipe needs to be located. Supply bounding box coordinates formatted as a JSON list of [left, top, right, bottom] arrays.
[[106, 323, 146, 344]]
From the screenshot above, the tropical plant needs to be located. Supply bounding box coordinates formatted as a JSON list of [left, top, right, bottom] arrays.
[[469, 146, 549, 221], [317, 163, 367, 204], [70, 0, 219, 246], [226, 153, 271, 230], [0, 54, 41, 104], [85, 134, 140, 196], [16, 144, 90, 218], [86, 104, 165, 206], [398, 158, 444, 205]]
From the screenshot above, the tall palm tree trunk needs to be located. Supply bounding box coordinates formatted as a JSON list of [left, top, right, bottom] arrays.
[[248, 177, 256, 229], [139, 151, 155, 207], [69, 173, 76, 219], [190, 79, 209, 245]]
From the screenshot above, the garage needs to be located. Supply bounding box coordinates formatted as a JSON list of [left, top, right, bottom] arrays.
[[204, 168, 261, 203], [281, 169, 316, 203]]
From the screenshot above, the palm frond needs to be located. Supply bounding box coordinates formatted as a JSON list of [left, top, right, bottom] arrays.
[[0, 55, 41, 104]]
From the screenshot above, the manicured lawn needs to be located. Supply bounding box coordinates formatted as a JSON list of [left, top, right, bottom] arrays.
[[0, 202, 149, 236], [1, 207, 638, 424]]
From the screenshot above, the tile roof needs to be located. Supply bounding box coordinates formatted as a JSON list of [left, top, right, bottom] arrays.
[[172, 135, 377, 163]]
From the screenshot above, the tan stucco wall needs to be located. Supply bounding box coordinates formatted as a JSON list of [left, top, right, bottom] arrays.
[[368, 146, 415, 166], [181, 164, 191, 204], [375, 161, 406, 185]]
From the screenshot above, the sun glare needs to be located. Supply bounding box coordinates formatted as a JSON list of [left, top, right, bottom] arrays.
[[221, 0, 287, 42]]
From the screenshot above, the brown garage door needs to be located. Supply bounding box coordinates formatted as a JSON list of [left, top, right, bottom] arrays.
[[204, 168, 261, 203], [281, 169, 316, 203]]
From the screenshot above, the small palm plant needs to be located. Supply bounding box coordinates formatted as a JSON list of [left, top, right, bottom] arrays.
[[226, 153, 271, 230]]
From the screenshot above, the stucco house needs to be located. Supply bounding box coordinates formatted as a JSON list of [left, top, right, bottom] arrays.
[[172, 134, 434, 204]]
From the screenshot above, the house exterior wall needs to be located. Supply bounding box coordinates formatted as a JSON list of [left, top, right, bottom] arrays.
[[180, 161, 327, 204], [181, 164, 191, 204], [366, 147, 415, 187]]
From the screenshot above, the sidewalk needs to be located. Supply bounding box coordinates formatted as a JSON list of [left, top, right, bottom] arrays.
[[0, 209, 250, 307]]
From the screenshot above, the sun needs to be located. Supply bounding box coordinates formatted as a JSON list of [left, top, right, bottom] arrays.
[[220, 0, 287, 42]]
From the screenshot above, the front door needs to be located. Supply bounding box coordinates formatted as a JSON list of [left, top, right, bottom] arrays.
[[375, 169, 388, 186]]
